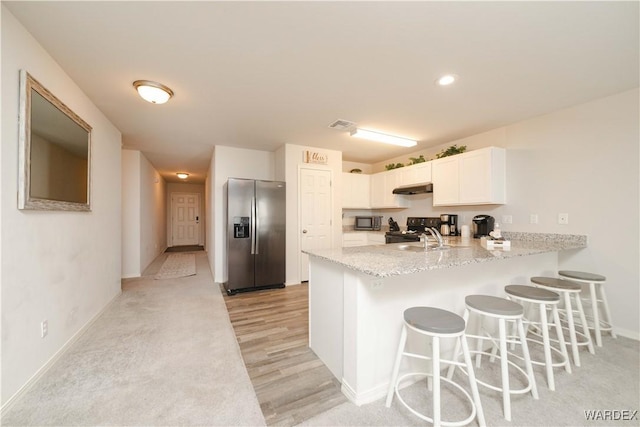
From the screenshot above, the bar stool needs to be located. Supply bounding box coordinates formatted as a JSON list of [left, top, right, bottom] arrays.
[[385, 307, 485, 427], [447, 295, 538, 422], [531, 277, 595, 367], [558, 270, 616, 347], [504, 285, 572, 391]]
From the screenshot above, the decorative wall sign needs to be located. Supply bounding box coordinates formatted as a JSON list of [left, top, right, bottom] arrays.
[[303, 150, 328, 165]]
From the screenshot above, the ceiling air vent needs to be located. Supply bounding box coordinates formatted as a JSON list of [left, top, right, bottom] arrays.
[[328, 119, 356, 130]]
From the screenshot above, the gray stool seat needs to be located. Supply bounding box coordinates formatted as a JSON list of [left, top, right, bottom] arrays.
[[531, 276, 581, 291], [559, 270, 606, 282], [505, 285, 559, 302], [404, 307, 465, 334], [466, 295, 523, 316]]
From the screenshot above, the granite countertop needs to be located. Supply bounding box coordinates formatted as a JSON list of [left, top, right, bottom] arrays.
[[304, 233, 587, 278]]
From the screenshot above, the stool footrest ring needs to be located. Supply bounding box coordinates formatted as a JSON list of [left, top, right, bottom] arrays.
[[395, 372, 477, 427]]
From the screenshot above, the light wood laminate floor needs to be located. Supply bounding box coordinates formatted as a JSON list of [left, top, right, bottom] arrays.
[[223, 284, 347, 426]]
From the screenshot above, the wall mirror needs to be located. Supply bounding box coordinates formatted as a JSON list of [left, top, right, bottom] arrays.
[[18, 70, 92, 211]]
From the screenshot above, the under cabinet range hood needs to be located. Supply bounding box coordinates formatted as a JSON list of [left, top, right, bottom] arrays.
[[392, 183, 433, 195]]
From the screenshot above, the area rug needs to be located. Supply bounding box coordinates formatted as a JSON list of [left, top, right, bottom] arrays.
[[165, 245, 204, 253], [154, 253, 196, 279]]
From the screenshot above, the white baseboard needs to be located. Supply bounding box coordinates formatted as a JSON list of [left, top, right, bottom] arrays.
[[0, 291, 122, 416], [341, 376, 424, 406], [614, 327, 640, 341]]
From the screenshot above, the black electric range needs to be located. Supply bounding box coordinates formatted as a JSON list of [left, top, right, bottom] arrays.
[[385, 217, 441, 244]]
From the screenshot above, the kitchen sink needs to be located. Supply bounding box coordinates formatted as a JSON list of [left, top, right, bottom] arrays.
[[396, 244, 451, 252]]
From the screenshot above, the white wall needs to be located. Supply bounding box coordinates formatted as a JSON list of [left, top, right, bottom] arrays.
[[121, 150, 141, 278], [1, 6, 122, 406], [211, 145, 275, 283], [166, 182, 205, 247], [366, 89, 640, 337], [277, 144, 343, 285], [121, 149, 167, 277], [139, 154, 167, 272], [205, 151, 215, 272]]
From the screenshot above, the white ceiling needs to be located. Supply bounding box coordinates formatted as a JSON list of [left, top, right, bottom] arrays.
[[5, 1, 638, 184]]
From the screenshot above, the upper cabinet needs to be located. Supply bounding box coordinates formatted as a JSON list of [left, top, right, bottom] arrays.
[[342, 172, 371, 209], [342, 146, 505, 209], [399, 161, 432, 187], [432, 147, 506, 206], [370, 169, 409, 208]]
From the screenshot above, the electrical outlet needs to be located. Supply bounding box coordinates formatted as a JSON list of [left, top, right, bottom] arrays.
[[502, 215, 513, 224], [41, 320, 48, 338], [530, 214, 539, 224], [558, 213, 569, 225]]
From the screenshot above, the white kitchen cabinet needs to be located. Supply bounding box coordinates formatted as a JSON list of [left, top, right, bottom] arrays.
[[342, 232, 385, 247], [399, 161, 432, 186], [370, 169, 410, 209], [342, 232, 368, 247], [432, 157, 459, 205], [342, 173, 371, 209], [432, 146, 506, 206], [366, 233, 386, 245]]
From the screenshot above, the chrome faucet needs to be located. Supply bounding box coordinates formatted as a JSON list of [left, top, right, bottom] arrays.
[[422, 227, 445, 248]]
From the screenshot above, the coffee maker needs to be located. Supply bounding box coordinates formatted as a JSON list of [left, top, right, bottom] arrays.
[[472, 215, 495, 238], [440, 214, 450, 235], [440, 214, 459, 236]]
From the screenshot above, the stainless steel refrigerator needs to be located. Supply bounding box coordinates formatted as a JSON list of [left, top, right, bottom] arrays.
[[225, 178, 286, 295]]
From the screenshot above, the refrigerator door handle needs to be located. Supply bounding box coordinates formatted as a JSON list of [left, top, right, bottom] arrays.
[[251, 197, 256, 255], [254, 197, 260, 254]]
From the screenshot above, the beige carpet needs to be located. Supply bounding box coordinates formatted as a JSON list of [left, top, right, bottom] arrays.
[[1, 252, 265, 426], [154, 253, 196, 279]]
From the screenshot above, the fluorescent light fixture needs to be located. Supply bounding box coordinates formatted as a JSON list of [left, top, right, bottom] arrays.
[[350, 128, 417, 147], [133, 80, 174, 104], [436, 74, 458, 86], [176, 173, 189, 179]]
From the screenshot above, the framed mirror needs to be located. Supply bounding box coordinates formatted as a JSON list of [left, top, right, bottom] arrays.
[[18, 70, 92, 211]]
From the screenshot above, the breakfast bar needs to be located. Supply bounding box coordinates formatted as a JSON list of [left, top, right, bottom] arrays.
[[304, 233, 586, 406]]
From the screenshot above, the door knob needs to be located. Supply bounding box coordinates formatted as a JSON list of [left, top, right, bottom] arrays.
[[302, 229, 308, 234]]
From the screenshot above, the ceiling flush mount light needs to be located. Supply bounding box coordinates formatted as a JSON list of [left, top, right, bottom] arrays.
[[176, 173, 189, 179], [350, 128, 417, 147], [133, 80, 174, 104], [436, 74, 458, 86]]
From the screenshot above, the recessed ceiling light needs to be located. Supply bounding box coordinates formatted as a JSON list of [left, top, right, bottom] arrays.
[[133, 80, 174, 104], [436, 74, 458, 86], [350, 128, 417, 147], [176, 173, 189, 179]]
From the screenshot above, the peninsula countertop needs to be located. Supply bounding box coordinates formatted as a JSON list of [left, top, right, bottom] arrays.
[[304, 232, 587, 278]]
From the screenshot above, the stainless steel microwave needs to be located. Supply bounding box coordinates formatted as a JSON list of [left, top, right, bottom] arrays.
[[354, 216, 382, 231]]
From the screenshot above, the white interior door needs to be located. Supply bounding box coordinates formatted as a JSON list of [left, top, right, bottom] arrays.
[[171, 192, 200, 246], [300, 168, 332, 282]]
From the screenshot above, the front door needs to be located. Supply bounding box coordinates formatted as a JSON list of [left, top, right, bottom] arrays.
[[299, 168, 332, 282], [171, 192, 200, 246]]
